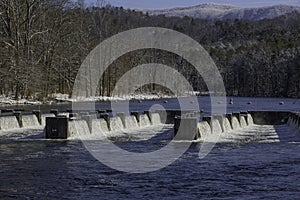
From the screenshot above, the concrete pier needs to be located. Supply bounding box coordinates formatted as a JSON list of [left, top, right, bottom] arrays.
[[14, 112, 23, 128], [45, 116, 69, 139], [32, 110, 42, 125], [116, 112, 126, 128], [131, 112, 141, 124], [174, 117, 198, 140]]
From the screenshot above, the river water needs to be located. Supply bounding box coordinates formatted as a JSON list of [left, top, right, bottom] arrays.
[[0, 97, 300, 199]]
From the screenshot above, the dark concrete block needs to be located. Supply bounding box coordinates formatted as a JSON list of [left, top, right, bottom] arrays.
[[100, 113, 111, 131], [45, 117, 69, 139], [248, 111, 290, 125], [50, 109, 59, 116], [174, 117, 198, 140], [13, 111, 23, 128]]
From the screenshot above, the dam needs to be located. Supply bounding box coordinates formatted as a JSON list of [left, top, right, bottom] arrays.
[[0, 108, 299, 143], [1, 96, 300, 199]]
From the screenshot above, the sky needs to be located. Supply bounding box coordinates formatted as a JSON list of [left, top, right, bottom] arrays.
[[86, 0, 300, 9]]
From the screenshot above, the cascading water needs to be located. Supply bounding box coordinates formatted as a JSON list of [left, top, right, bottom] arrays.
[[68, 120, 90, 138], [247, 114, 254, 125], [22, 115, 40, 128], [140, 115, 151, 127], [231, 116, 241, 130], [125, 116, 139, 129], [110, 117, 124, 131], [211, 119, 223, 135], [91, 119, 107, 138], [197, 121, 212, 140], [0, 116, 20, 130], [240, 116, 248, 128], [223, 118, 232, 132], [99, 119, 109, 132], [151, 113, 161, 125]]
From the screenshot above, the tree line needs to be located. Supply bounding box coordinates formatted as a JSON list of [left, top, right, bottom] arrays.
[[0, 0, 299, 101]]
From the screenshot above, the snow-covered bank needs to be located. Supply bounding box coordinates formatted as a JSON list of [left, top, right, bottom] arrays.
[[0, 93, 182, 106], [0, 95, 42, 106], [52, 93, 177, 102]]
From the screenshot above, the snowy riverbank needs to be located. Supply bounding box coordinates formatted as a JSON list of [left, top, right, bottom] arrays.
[[0, 93, 180, 106]]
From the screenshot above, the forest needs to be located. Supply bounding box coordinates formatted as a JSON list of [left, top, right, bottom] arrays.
[[0, 0, 299, 101]]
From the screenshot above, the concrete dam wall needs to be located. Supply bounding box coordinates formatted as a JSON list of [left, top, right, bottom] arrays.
[[173, 111, 299, 141]]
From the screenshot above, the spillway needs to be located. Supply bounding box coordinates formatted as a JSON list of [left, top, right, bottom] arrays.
[[91, 119, 107, 137], [140, 115, 151, 127], [240, 116, 248, 128], [99, 119, 109, 132], [223, 118, 232, 132], [211, 119, 223, 135], [68, 120, 90, 138], [197, 121, 212, 140], [151, 113, 162, 125], [125, 116, 139, 129], [110, 117, 124, 131], [0, 116, 20, 130], [22, 114, 40, 128], [231, 116, 241, 130], [247, 114, 254, 125]]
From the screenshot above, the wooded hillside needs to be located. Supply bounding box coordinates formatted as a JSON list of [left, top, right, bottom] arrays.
[[0, 0, 299, 100]]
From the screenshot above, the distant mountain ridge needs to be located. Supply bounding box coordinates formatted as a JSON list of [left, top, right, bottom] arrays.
[[144, 3, 300, 21]]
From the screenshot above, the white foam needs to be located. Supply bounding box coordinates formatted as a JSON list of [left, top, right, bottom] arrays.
[[100, 119, 109, 132], [247, 114, 254, 125], [110, 117, 124, 131], [68, 120, 90, 138], [125, 116, 139, 129], [151, 113, 161, 125], [240, 116, 247, 128], [0, 116, 20, 130], [223, 118, 232, 132], [22, 115, 40, 128], [231, 116, 241, 130], [211, 119, 223, 135], [140, 115, 151, 127], [197, 121, 211, 140]]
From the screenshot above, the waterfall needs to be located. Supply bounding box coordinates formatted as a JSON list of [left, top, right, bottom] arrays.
[[247, 114, 254, 125], [197, 121, 212, 140], [91, 119, 107, 137], [0, 116, 20, 130], [140, 115, 151, 127], [211, 119, 223, 135], [110, 117, 124, 131], [125, 116, 139, 129], [240, 116, 248, 128], [151, 113, 161, 125], [68, 120, 90, 138], [100, 119, 109, 132], [231, 116, 241, 130], [22, 114, 40, 128], [223, 118, 232, 132], [41, 114, 56, 126]]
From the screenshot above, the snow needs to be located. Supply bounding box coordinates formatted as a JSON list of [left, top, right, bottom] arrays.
[[0, 95, 42, 105]]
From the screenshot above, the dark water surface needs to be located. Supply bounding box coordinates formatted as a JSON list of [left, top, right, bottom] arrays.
[[1, 97, 300, 199]]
